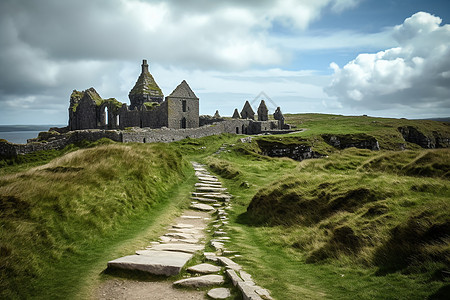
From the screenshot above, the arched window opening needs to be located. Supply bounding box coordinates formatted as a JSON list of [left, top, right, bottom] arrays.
[[104, 106, 109, 126]]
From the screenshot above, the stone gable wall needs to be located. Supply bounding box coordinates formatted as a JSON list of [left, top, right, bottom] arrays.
[[166, 97, 199, 129]]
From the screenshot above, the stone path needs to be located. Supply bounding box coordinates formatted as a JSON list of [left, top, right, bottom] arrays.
[[102, 162, 273, 300]]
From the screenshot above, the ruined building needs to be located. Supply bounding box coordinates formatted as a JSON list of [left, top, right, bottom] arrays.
[[257, 100, 269, 121], [68, 59, 289, 135], [69, 60, 199, 131]]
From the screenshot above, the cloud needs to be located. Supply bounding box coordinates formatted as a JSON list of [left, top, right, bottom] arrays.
[[325, 12, 450, 113]]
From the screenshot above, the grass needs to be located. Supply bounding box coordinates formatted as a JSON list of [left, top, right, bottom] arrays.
[[0, 142, 191, 299], [1, 113, 449, 299], [0, 138, 115, 175], [200, 136, 449, 299], [284, 113, 450, 150]]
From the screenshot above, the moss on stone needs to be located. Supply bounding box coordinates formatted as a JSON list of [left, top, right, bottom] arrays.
[[101, 98, 123, 110], [129, 71, 163, 97], [72, 103, 79, 112], [143, 102, 160, 109]]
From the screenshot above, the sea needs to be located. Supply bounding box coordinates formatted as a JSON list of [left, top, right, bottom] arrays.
[[0, 125, 64, 144]]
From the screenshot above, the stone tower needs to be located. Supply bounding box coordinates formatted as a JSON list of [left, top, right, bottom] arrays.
[[240, 101, 255, 120], [257, 100, 269, 121], [129, 59, 164, 110]]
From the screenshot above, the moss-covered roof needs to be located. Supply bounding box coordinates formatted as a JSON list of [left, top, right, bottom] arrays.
[[70, 88, 124, 112], [129, 69, 163, 97]]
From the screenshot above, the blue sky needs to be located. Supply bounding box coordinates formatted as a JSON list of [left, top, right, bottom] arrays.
[[0, 0, 449, 125]]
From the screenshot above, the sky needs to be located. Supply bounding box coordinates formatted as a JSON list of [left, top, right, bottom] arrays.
[[0, 0, 449, 125]]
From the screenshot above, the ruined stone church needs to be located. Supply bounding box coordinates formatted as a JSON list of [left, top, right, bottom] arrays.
[[69, 60, 199, 131], [68, 60, 288, 134]]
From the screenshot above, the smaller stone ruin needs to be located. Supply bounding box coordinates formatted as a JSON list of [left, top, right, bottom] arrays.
[[257, 100, 269, 121], [232, 109, 241, 119], [240, 101, 255, 120]]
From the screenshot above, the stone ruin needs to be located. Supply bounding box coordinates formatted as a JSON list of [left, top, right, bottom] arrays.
[[1, 59, 294, 157], [69, 60, 199, 131], [69, 59, 289, 134]]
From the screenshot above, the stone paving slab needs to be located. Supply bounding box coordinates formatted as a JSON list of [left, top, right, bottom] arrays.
[[196, 187, 227, 192], [172, 223, 194, 229], [237, 281, 263, 300], [200, 194, 231, 200], [180, 215, 202, 219], [217, 256, 242, 271], [195, 182, 223, 187], [190, 203, 216, 211], [195, 172, 218, 178], [164, 232, 199, 240], [107, 251, 193, 276], [191, 196, 218, 203], [168, 227, 203, 234], [207, 288, 231, 299], [137, 243, 204, 254], [173, 274, 225, 288], [187, 263, 221, 274], [197, 176, 219, 182]]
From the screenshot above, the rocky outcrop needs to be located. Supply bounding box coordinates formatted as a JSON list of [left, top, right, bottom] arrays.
[[256, 138, 324, 161], [322, 133, 380, 150], [398, 126, 450, 148]]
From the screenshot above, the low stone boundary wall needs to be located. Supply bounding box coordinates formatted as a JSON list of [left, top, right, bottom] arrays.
[[1, 119, 286, 158]]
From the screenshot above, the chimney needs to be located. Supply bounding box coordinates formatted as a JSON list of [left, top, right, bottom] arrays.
[[141, 59, 149, 73]]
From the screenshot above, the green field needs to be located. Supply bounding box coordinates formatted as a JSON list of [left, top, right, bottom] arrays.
[[1, 114, 449, 299]]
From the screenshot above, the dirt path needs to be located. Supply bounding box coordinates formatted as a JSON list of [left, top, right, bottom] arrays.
[[93, 161, 272, 300], [96, 279, 206, 300], [95, 211, 209, 300]]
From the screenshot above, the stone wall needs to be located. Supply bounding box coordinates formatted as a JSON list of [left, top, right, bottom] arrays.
[[122, 119, 252, 143], [166, 97, 199, 129], [1, 119, 286, 158], [0, 130, 123, 157]]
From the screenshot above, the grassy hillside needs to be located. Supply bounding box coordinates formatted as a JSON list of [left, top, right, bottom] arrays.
[[285, 113, 450, 150], [194, 119, 449, 299], [1, 113, 448, 299], [0, 142, 190, 299]]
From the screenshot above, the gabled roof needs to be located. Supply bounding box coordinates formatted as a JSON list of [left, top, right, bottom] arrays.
[[168, 80, 198, 99]]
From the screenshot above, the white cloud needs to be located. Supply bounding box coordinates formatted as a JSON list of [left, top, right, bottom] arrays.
[[325, 12, 450, 113]]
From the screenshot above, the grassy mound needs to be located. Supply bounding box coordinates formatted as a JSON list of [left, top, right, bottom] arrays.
[[207, 157, 241, 179], [0, 142, 187, 299], [245, 149, 450, 274], [361, 149, 450, 178]]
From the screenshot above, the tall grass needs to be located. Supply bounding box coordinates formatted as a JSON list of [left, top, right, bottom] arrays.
[[0, 142, 188, 299]]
